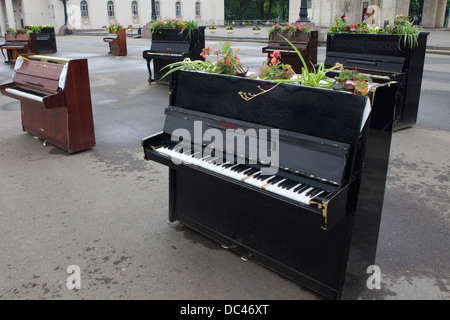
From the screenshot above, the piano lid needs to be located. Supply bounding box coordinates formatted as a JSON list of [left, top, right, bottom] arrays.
[[325, 51, 405, 73], [148, 40, 191, 53], [13, 56, 68, 92]]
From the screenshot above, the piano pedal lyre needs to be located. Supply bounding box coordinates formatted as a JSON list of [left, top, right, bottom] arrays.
[[33, 136, 48, 147]]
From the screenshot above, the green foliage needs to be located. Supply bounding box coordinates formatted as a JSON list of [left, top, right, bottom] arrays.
[[327, 14, 424, 49]]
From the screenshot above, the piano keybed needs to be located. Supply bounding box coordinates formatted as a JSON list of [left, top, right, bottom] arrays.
[[154, 144, 331, 207]]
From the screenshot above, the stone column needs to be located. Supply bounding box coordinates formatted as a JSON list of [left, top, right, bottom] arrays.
[[4, 0, 15, 29], [422, 0, 438, 28], [0, 0, 7, 36]]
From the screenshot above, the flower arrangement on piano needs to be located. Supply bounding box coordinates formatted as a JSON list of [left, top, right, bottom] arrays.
[[250, 50, 294, 81], [327, 14, 424, 48], [108, 21, 123, 34], [160, 37, 371, 97], [161, 42, 247, 79], [6, 27, 33, 37], [225, 26, 234, 31], [6, 24, 54, 37], [268, 22, 313, 38], [149, 18, 199, 35], [209, 26, 216, 30]]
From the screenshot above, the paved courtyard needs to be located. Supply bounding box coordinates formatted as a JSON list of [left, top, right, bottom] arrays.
[[0, 32, 448, 300]]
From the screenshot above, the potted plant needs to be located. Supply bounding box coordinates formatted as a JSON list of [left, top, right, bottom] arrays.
[[225, 26, 234, 34], [108, 21, 123, 34], [253, 26, 261, 35], [209, 26, 216, 34]]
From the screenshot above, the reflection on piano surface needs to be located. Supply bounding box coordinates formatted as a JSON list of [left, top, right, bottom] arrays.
[[0, 55, 95, 153], [262, 30, 318, 73], [142, 70, 398, 299], [143, 27, 205, 83]]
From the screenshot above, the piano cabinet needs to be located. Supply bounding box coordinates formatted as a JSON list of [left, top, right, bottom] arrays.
[[142, 70, 398, 299], [1, 33, 38, 63], [103, 28, 127, 56], [0, 55, 95, 153]]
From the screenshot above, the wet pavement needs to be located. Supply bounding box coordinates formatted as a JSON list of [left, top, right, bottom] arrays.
[[0, 33, 448, 300]]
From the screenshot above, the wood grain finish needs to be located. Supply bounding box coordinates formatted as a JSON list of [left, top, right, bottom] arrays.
[[103, 29, 127, 56], [0, 56, 95, 153]]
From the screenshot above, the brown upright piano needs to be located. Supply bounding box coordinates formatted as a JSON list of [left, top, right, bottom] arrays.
[[0, 33, 38, 63], [262, 30, 318, 73], [0, 55, 95, 153], [103, 28, 127, 56]]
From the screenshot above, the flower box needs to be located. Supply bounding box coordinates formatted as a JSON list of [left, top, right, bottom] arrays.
[[325, 32, 428, 130]]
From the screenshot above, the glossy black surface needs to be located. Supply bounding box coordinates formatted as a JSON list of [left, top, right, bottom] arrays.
[[141, 70, 398, 299], [325, 32, 428, 130], [143, 27, 205, 82]]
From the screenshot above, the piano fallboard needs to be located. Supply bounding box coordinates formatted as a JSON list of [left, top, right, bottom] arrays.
[[142, 130, 355, 231]]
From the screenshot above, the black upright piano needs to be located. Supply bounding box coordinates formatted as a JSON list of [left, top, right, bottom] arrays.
[[143, 27, 205, 83], [324, 32, 428, 130], [142, 70, 398, 299]]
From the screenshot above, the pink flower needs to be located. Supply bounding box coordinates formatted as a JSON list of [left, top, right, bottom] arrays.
[[343, 16, 348, 21], [351, 24, 357, 28]]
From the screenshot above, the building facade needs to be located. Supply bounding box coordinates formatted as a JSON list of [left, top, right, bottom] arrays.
[[0, 0, 225, 35], [0, 0, 446, 37]]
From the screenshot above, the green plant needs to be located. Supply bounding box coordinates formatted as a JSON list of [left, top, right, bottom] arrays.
[[149, 18, 199, 39], [327, 14, 423, 48], [280, 35, 340, 89], [268, 22, 313, 37], [250, 50, 294, 81], [332, 64, 372, 95], [253, 26, 261, 31], [108, 21, 123, 34], [160, 42, 247, 80]]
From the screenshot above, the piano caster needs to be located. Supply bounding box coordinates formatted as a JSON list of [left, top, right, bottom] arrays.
[[33, 136, 47, 146], [179, 222, 185, 227]]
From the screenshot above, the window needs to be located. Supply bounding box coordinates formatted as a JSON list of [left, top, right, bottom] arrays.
[[107, 1, 114, 17], [155, 1, 160, 16], [131, 1, 138, 17], [175, 1, 181, 17], [80, 0, 88, 17], [195, 2, 200, 16]]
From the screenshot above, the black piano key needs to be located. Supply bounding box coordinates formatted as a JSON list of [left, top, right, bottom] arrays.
[[294, 185, 309, 194], [305, 188, 319, 197]]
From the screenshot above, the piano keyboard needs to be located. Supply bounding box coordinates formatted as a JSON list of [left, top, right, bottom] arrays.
[[155, 145, 328, 206], [5, 87, 45, 102]]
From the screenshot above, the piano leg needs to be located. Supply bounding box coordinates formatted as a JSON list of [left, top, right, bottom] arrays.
[[146, 58, 155, 83], [0, 48, 6, 63]]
